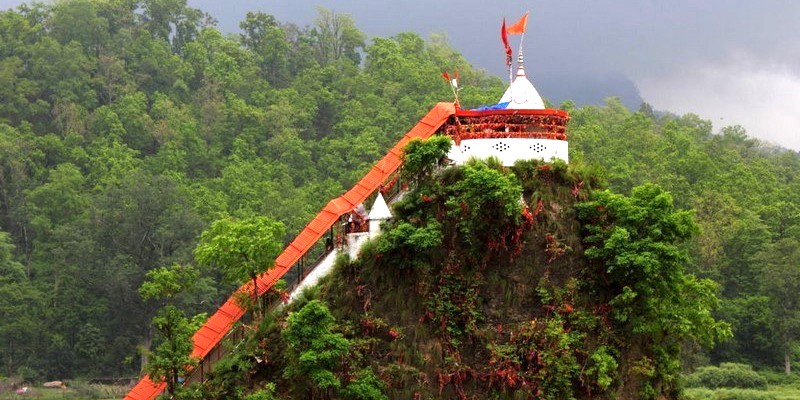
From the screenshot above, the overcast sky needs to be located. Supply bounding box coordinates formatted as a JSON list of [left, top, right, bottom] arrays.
[[2, 0, 799, 150]]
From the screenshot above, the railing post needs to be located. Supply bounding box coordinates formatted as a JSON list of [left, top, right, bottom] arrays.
[[300, 256, 305, 281]]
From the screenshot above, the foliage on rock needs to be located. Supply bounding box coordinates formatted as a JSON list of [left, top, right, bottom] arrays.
[[276, 141, 728, 399]]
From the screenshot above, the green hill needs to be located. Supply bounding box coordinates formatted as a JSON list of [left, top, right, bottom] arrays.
[[189, 142, 728, 400]]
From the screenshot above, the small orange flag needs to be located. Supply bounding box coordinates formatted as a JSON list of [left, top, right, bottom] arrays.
[[506, 11, 529, 35]]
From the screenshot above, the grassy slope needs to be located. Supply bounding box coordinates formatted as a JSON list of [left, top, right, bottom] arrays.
[[683, 386, 800, 400]]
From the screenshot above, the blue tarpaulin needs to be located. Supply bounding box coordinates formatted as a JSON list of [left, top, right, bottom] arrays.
[[470, 101, 510, 111]]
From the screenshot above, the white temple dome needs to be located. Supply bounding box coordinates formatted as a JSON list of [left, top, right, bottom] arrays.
[[498, 65, 545, 110]]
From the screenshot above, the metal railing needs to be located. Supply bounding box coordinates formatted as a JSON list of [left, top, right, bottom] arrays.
[[182, 188, 407, 386], [185, 238, 334, 385]]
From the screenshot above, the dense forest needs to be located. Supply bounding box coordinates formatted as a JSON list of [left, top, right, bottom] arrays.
[[1, 0, 800, 395]]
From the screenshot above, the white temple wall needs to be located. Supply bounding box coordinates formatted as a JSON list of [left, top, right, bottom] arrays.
[[447, 138, 569, 166], [346, 232, 371, 259]]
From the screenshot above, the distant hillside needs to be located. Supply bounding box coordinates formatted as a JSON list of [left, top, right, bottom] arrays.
[[538, 71, 645, 110]]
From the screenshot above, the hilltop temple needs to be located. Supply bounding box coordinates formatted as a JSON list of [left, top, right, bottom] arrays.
[[125, 13, 570, 400], [445, 49, 569, 166]]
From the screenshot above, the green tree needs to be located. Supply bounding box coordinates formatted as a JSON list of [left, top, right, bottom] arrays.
[[311, 7, 365, 66], [139, 263, 205, 398], [0, 124, 43, 274], [125, 33, 187, 96], [754, 237, 800, 374], [139, 263, 202, 303], [90, 169, 202, 372], [0, 230, 43, 376], [714, 295, 778, 366], [239, 11, 290, 86], [49, 0, 109, 55], [578, 184, 730, 341], [194, 216, 285, 318], [400, 136, 452, 186], [28, 37, 97, 114], [0, 56, 39, 126], [577, 184, 731, 395], [146, 305, 204, 398], [24, 163, 87, 239], [140, 0, 210, 52], [283, 300, 350, 398]]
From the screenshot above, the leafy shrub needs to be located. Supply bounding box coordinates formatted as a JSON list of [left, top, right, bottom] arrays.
[[244, 383, 279, 400], [682, 387, 777, 400], [486, 316, 581, 399], [586, 346, 618, 390], [684, 363, 767, 389], [283, 300, 350, 393], [15, 366, 40, 383], [444, 161, 523, 255], [758, 368, 800, 385], [375, 220, 442, 270], [340, 368, 388, 400], [401, 136, 452, 185]]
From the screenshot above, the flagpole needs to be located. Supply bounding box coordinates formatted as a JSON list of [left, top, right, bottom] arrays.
[[502, 18, 513, 84]]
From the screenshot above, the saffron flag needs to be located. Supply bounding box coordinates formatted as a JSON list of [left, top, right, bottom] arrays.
[[501, 18, 512, 65], [506, 12, 529, 35], [442, 70, 458, 88]]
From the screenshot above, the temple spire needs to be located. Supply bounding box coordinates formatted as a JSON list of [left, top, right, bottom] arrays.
[[517, 29, 526, 74], [498, 31, 544, 110], [515, 40, 526, 78]]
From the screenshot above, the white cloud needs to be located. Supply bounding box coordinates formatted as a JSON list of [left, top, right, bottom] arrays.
[[636, 54, 800, 151]]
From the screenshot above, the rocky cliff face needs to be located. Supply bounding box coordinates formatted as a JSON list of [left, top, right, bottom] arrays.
[[198, 145, 727, 400]]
